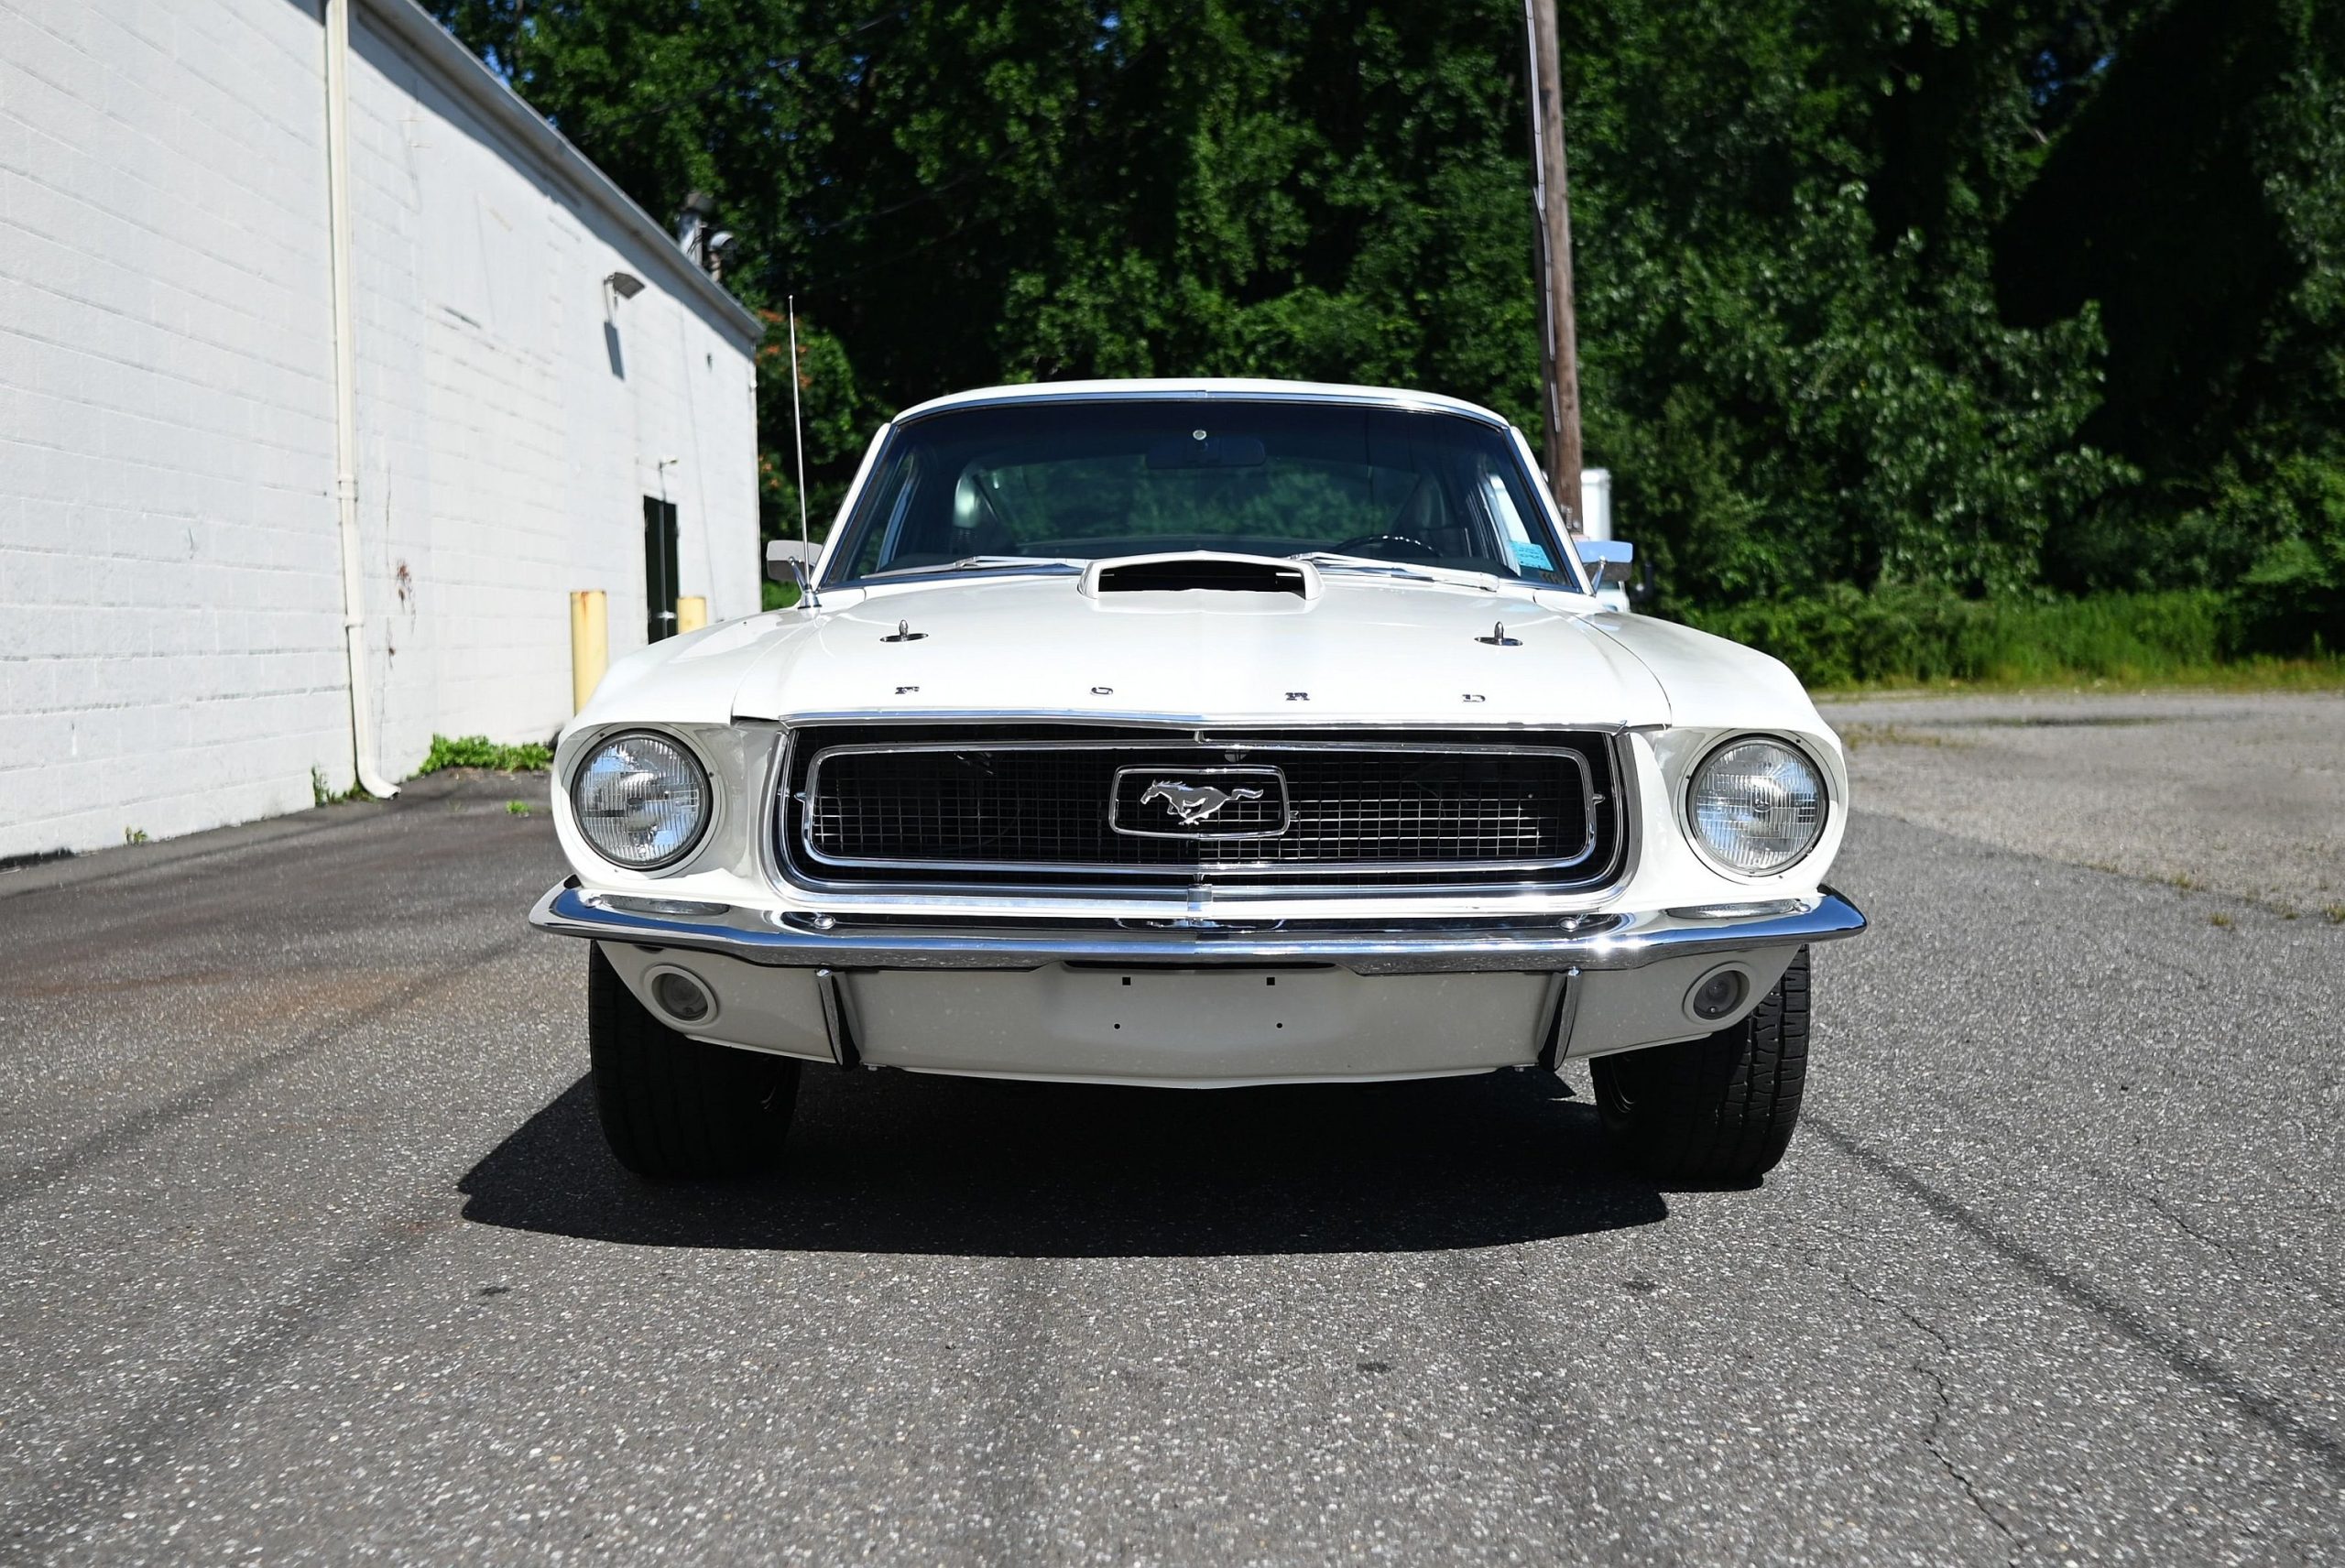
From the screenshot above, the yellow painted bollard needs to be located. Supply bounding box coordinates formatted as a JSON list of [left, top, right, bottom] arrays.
[[570, 589, 608, 713], [675, 595, 708, 635]]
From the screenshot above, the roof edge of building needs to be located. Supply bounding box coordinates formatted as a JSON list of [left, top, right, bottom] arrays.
[[360, 0, 769, 351]]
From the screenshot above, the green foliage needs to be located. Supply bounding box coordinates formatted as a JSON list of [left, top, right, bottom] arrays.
[[1994, 0, 2345, 626], [310, 767, 364, 808], [425, 0, 2345, 653], [417, 735, 553, 775], [1682, 585, 2345, 691], [2221, 451, 2345, 654]]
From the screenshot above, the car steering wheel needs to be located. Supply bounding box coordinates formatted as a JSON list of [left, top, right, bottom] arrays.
[[1329, 532, 1440, 561]]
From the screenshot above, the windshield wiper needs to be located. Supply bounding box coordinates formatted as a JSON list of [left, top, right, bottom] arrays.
[[867, 555, 1081, 580], [1288, 551, 1507, 590], [1288, 551, 1436, 577]]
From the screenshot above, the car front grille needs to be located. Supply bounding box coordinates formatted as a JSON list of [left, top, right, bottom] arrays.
[[776, 724, 1623, 893]]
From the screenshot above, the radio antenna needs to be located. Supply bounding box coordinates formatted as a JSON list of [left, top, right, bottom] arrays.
[[788, 296, 811, 572]]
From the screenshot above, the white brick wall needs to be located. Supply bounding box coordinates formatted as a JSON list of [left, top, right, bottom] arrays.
[[0, 0, 762, 860]]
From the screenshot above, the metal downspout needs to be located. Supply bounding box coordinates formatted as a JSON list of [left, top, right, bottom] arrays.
[[324, 0, 398, 799]]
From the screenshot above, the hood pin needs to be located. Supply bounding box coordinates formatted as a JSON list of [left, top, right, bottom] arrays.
[[882, 619, 927, 642], [1476, 622, 1522, 647]]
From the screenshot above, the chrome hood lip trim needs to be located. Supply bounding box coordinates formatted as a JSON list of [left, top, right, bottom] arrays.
[[758, 710, 1651, 735], [528, 881, 1865, 978]]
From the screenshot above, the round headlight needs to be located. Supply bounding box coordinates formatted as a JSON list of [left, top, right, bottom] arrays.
[[570, 731, 711, 870], [1687, 736, 1826, 876]]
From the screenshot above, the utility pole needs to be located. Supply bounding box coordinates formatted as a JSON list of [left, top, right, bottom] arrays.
[[1524, 0, 1584, 530]]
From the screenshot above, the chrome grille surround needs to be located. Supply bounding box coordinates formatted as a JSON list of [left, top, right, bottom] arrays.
[[774, 724, 1626, 898]]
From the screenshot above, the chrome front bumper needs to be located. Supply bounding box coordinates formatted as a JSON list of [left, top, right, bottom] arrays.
[[527, 882, 1865, 977]]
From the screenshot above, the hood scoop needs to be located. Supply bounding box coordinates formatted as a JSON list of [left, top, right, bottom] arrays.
[[1079, 551, 1321, 600]]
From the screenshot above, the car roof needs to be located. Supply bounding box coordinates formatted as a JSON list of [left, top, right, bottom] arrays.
[[890, 377, 1516, 431]]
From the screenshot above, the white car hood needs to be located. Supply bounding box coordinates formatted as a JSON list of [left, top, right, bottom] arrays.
[[715, 572, 1671, 728]]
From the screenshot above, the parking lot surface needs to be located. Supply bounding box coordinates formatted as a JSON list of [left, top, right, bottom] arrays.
[[1822, 689, 2345, 912], [3, 703, 2340, 1565]]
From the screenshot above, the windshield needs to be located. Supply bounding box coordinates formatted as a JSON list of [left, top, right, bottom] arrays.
[[826, 399, 1580, 590]]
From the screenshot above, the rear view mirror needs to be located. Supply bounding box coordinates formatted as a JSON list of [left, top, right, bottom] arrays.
[[1145, 434, 1267, 470]]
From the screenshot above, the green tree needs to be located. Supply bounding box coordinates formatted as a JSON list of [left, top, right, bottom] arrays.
[[425, 0, 2341, 646]]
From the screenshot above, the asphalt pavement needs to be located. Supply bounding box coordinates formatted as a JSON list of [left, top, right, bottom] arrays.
[[1822, 690, 2345, 914], [3, 723, 2340, 1565]]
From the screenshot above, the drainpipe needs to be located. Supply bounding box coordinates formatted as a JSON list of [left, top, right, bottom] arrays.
[[323, 0, 398, 797]]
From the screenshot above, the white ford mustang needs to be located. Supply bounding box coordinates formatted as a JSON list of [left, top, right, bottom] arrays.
[[530, 379, 1864, 1184]]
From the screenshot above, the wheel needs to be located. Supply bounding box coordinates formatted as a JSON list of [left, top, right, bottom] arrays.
[[1591, 949, 1809, 1183], [586, 945, 800, 1180]]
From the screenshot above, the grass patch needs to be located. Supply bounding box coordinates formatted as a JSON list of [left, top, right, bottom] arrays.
[[311, 766, 365, 807], [506, 800, 535, 816], [416, 735, 552, 775], [1836, 723, 1977, 751], [1684, 587, 2345, 693]]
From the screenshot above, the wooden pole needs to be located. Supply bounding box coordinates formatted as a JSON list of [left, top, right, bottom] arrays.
[[1524, 0, 1584, 529]]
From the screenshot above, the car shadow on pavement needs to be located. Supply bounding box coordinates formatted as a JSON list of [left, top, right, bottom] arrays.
[[458, 1066, 1668, 1257]]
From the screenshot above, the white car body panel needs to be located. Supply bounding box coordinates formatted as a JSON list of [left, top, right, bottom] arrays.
[[537, 379, 1860, 1086]]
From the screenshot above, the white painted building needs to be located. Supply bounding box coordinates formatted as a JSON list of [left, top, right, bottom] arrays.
[[0, 0, 765, 861]]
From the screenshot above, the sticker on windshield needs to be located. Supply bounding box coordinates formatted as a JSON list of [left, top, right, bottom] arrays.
[[1511, 541, 1554, 571]]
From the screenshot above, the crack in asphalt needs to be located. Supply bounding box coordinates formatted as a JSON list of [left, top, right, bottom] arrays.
[[1807, 1114, 2345, 1482], [0, 934, 529, 1210], [1807, 1245, 2023, 1564], [2122, 947, 2214, 992]]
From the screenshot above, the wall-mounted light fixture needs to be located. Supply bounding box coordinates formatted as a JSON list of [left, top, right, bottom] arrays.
[[704, 232, 736, 281], [603, 270, 645, 311]]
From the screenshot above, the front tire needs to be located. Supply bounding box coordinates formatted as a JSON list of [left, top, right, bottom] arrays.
[[1592, 948, 1809, 1184], [587, 945, 800, 1180]]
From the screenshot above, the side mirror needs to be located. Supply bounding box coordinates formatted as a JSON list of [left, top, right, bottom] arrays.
[[765, 539, 820, 607], [765, 538, 818, 583], [1574, 538, 1635, 593]]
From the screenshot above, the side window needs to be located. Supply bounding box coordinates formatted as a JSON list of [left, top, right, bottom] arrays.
[[1477, 463, 1554, 578], [643, 495, 680, 641]]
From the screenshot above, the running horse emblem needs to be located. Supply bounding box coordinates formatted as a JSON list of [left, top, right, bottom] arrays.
[[1140, 779, 1265, 827]]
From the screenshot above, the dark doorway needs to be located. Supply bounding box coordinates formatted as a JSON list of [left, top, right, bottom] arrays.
[[642, 495, 679, 642]]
